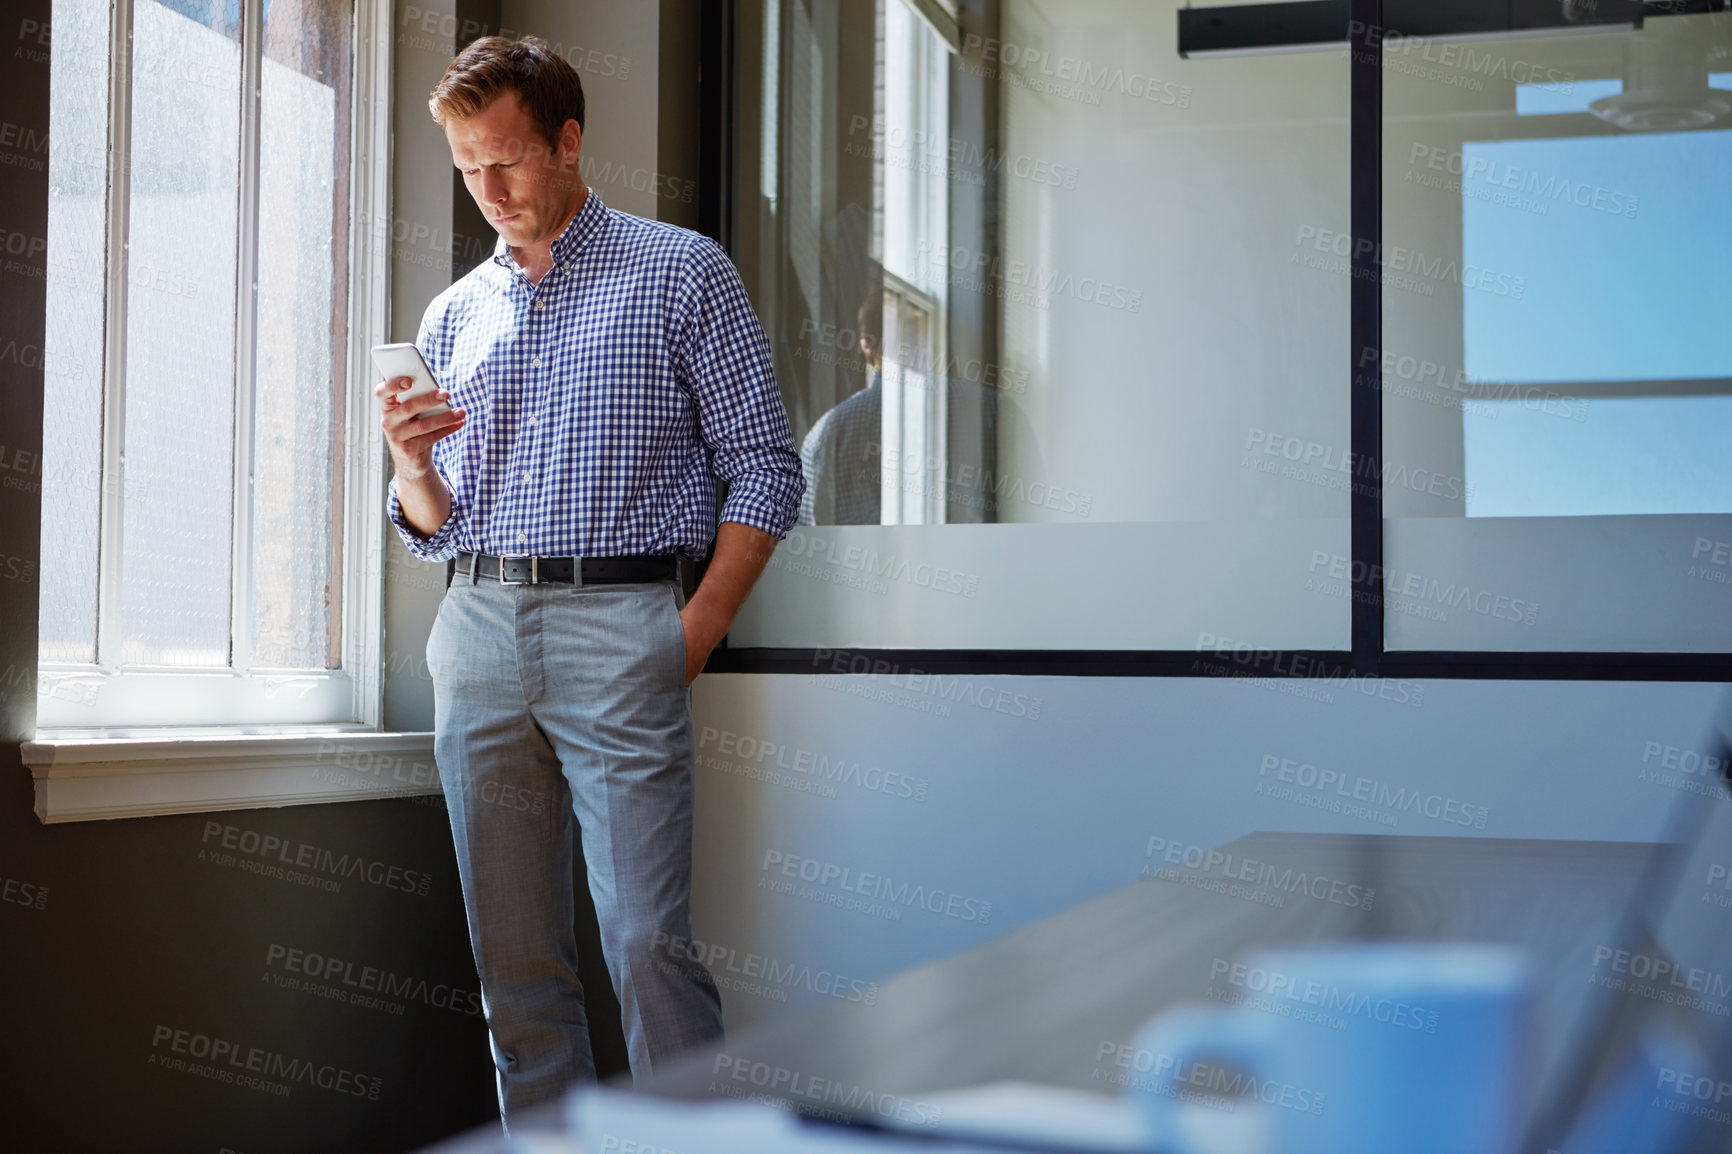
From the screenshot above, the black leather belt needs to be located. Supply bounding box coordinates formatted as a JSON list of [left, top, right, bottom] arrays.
[[456, 551, 678, 586]]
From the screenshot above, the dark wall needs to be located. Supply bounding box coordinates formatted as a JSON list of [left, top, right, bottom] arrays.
[[451, 0, 505, 280], [0, 3, 528, 1149], [658, 0, 701, 232], [0, 777, 496, 1153]]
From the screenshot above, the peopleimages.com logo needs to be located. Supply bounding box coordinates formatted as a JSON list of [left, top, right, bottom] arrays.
[[810, 649, 1044, 720], [1209, 958, 1439, 1033], [698, 726, 930, 802], [709, 1053, 944, 1127], [776, 532, 981, 598], [1144, 835, 1375, 910], [1656, 1066, 1732, 1127], [1093, 1040, 1326, 1115], [263, 944, 482, 1017], [149, 1025, 382, 1100], [1257, 754, 1490, 829], [199, 821, 433, 896], [1592, 946, 1732, 1004], [760, 850, 992, 924], [650, 931, 879, 1005], [958, 32, 1193, 109]]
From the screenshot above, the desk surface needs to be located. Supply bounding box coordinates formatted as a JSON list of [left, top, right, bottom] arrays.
[[639, 833, 1653, 1106], [417, 832, 1659, 1151]]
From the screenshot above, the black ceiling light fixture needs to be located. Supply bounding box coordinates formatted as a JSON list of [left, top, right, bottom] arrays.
[[1175, 0, 1349, 57], [1176, 0, 1729, 59]]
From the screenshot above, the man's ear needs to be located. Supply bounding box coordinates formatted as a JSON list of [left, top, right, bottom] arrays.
[[560, 118, 583, 168]]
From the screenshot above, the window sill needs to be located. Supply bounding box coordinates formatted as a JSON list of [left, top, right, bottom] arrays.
[[20, 730, 440, 824]]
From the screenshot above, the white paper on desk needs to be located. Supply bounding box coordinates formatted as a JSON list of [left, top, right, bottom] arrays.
[[570, 1087, 1021, 1154], [572, 1087, 794, 1154], [502, 1136, 585, 1154], [881, 1082, 1150, 1153]]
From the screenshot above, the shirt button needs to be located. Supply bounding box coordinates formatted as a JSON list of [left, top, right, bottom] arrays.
[[531, 355, 541, 366], [533, 299, 546, 310], [521, 471, 531, 484], [517, 531, 528, 544]]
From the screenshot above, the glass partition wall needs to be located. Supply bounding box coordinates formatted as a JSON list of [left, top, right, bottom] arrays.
[[729, 0, 1352, 651], [724, 0, 1731, 668], [1382, 10, 1732, 654]]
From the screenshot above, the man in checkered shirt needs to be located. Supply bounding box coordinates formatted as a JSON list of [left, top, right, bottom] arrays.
[[377, 36, 803, 1125]]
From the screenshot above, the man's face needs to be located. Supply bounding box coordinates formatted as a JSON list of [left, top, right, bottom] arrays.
[[446, 90, 583, 250]]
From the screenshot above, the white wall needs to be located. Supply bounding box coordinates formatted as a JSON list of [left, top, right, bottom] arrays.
[[688, 672, 1725, 1030]]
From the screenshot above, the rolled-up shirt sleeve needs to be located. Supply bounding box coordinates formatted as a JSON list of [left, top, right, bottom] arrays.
[[677, 237, 805, 539], [387, 467, 464, 562]]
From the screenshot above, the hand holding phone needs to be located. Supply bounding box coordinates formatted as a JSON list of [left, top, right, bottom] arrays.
[[372, 343, 466, 470], [371, 343, 451, 415]]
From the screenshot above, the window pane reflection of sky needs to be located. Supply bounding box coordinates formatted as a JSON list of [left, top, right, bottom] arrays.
[[1462, 131, 1732, 385], [1464, 395, 1732, 517], [1460, 128, 1732, 517]]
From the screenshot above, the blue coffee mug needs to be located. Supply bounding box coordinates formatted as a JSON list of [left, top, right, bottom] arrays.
[[1130, 942, 1533, 1154]]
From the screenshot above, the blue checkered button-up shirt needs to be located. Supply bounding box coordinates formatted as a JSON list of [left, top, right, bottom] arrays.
[[387, 190, 803, 562]]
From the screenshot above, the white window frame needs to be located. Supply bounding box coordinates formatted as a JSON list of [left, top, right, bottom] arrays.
[[878, 0, 951, 526], [879, 270, 947, 524], [23, 0, 437, 821]]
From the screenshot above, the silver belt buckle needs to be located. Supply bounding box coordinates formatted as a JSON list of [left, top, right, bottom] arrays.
[[499, 555, 537, 585]]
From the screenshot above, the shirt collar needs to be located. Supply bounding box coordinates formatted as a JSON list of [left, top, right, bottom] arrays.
[[491, 187, 607, 274]]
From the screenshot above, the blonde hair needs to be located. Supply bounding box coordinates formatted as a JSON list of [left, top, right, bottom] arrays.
[[429, 35, 585, 146]]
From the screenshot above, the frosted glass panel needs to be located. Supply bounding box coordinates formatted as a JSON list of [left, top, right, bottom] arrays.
[[252, 0, 352, 669], [39, 0, 110, 665], [1382, 11, 1732, 652], [732, 521, 1349, 650], [733, 0, 1351, 649], [1383, 515, 1732, 652], [119, 0, 241, 667]]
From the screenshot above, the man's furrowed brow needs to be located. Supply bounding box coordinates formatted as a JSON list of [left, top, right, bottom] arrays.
[[453, 135, 532, 169]]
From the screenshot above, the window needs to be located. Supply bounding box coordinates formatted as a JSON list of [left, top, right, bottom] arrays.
[[36, 0, 390, 729], [730, 0, 1352, 652]]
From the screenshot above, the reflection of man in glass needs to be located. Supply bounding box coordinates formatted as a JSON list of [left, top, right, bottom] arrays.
[[798, 300, 882, 525]]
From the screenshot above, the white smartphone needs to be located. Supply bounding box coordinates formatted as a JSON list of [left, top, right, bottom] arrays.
[[371, 343, 452, 416]]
